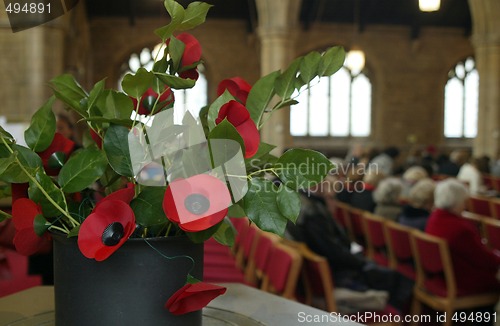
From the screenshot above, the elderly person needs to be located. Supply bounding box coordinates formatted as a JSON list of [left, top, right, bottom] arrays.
[[373, 177, 403, 221], [350, 168, 385, 212], [457, 157, 485, 195], [400, 166, 428, 199], [397, 178, 435, 231], [426, 178, 500, 295]]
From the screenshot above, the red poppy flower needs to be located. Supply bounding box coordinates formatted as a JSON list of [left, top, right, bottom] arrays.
[[131, 87, 174, 115], [215, 100, 260, 158], [176, 33, 201, 80], [37, 132, 75, 175], [217, 77, 252, 105], [94, 183, 135, 210], [165, 282, 226, 315], [12, 198, 51, 256], [78, 200, 136, 261], [11, 183, 28, 203], [162, 174, 231, 232]]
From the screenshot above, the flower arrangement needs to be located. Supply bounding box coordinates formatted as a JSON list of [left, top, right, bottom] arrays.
[[0, 0, 344, 315]]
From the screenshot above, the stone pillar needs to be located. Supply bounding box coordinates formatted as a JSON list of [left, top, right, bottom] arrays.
[[255, 0, 301, 155], [469, 0, 500, 157], [0, 9, 66, 122]]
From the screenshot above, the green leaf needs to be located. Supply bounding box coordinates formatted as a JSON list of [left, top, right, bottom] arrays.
[[186, 222, 221, 243], [243, 178, 288, 236], [121, 68, 154, 99], [58, 147, 108, 193], [103, 124, 134, 177], [24, 97, 56, 152], [275, 149, 334, 191], [246, 70, 280, 126], [213, 217, 236, 247], [154, 0, 186, 40], [84, 117, 135, 128], [131, 186, 168, 230], [33, 214, 50, 236], [86, 78, 106, 114], [168, 36, 186, 74], [227, 203, 246, 218], [276, 185, 301, 223], [95, 90, 134, 120], [153, 72, 196, 90], [317, 46, 346, 77], [28, 169, 67, 217], [248, 142, 275, 161], [0, 126, 14, 141], [0, 145, 42, 183], [50, 74, 88, 116], [274, 57, 302, 99], [207, 90, 235, 130], [272, 99, 299, 111], [299, 51, 322, 84], [208, 119, 245, 153], [178, 2, 213, 31], [67, 225, 80, 238]]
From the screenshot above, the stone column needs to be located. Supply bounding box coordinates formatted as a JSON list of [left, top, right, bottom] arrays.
[[255, 0, 301, 155], [0, 10, 66, 122], [469, 0, 500, 157]]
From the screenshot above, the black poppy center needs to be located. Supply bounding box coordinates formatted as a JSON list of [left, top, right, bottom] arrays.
[[184, 194, 210, 215], [102, 222, 125, 246]]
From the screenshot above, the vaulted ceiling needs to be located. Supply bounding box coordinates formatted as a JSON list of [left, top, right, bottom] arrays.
[[85, 0, 472, 38]]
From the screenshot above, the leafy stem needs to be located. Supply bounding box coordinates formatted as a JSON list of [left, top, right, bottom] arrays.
[[0, 209, 12, 219]]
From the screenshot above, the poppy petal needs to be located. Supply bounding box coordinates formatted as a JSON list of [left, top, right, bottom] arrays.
[[176, 33, 202, 67], [13, 228, 50, 256], [12, 198, 41, 230], [235, 119, 260, 158], [165, 282, 226, 315]]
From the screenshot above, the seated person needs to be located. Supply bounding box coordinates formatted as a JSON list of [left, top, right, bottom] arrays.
[[350, 168, 384, 212], [426, 178, 500, 295], [398, 178, 435, 231], [400, 166, 428, 199], [286, 183, 413, 313], [373, 177, 403, 221]]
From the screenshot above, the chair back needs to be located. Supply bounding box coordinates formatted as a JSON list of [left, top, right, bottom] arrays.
[[482, 218, 500, 251], [363, 212, 389, 266], [345, 205, 366, 245], [244, 231, 278, 286], [281, 239, 337, 312], [261, 242, 303, 299], [330, 200, 351, 232], [235, 224, 258, 269], [489, 198, 500, 220], [483, 174, 494, 191], [410, 230, 456, 298], [385, 221, 415, 279], [467, 196, 492, 217]]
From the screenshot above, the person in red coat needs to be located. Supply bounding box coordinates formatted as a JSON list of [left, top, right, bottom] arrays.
[[426, 178, 500, 295]]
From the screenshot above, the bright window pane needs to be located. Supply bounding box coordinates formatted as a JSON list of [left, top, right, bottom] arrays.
[[290, 90, 308, 136], [444, 57, 478, 139], [308, 77, 329, 136], [444, 78, 464, 138], [351, 74, 371, 137], [464, 70, 478, 138], [330, 69, 350, 136]]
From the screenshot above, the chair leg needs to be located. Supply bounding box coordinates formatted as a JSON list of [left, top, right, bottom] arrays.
[[443, 309, 453, 326], [410, 299, 422, 326]]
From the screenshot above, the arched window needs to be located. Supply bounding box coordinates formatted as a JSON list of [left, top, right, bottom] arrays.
[[290, 66, 371, 137], [119, 44, 208, 119], [444, 57, 478, 138]]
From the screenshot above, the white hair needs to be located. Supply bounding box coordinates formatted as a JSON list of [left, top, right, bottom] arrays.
[[408, 178, 435, 209], [373, 177, 403, 204], [434, 178, 469, 210]]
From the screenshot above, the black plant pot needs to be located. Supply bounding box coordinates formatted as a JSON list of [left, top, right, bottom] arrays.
[[53, 234, 203, 326]]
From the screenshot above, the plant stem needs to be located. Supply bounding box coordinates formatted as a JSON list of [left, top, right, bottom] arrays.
[[49, 225, 68, 233], [0, 209, 12, 218]]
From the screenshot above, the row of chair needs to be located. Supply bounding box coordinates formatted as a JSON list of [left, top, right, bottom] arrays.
[[203, 218, 303, 299], [466, 194, 500, 219], [328, 199, 500, 325]]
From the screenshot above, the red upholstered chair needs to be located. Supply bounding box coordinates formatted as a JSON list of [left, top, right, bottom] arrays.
[[410, 230, 499, 326], [363, 212, 389, 267], [384, 221, 415, 280], [329, 199, 351, 233], [0, 249, 42, 297], [482, 174, 494, 191], [345, 205, 366, 246], [260, 242, 302, 300], [492, 176, 500, 193], [244, 230, 279, 286], [489, 198, 500, 220], [482, 218, 500, 251], [467, 196, 492, 217]]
